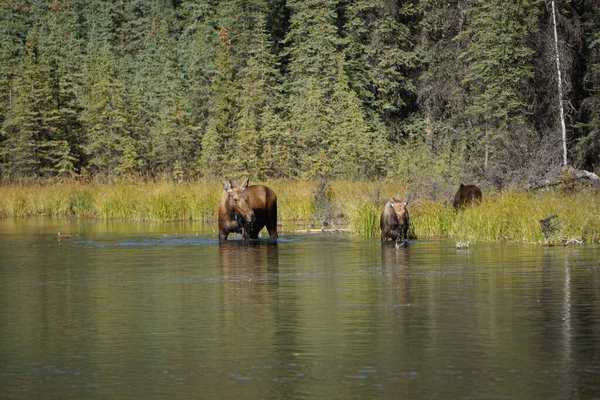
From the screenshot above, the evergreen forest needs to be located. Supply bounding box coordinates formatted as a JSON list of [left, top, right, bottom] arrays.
[[1, 0, 599, 187]]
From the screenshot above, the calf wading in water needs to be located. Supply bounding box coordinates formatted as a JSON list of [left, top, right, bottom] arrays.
[[218, 178, 278, 241], [380, 199, 409, 242], [453, 184, 482, 209]]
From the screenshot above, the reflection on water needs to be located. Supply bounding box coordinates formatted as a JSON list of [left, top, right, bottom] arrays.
[[1, 219, 600, 399]]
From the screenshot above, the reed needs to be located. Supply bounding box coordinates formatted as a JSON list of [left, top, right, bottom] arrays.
[[348, 199, 380, 237], [1, 181, 599, 244], [268, 180, 316, 221]]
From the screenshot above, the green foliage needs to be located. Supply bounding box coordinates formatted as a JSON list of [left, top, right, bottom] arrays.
[[349, 199, 380, 237], [344, 0, 420, 123], [1, 1, 600, 182], [81, 42, 133, 178], [457, 0, 538, 162], [573, 1, 600, 169], [197, 28, 239, 177]]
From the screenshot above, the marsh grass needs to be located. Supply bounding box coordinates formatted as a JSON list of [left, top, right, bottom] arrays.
[[1, 181, 599, 244], [268, 180, 316, 221], [349, 199, 380, 237]]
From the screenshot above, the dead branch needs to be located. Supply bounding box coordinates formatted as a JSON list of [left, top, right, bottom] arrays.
[[524, 165, 600, 190]]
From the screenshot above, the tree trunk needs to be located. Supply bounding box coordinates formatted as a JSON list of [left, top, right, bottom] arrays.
[[524, 165, 600, 190], [551, 0, 568, 166]]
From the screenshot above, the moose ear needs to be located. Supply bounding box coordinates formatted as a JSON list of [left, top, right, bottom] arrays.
[[240, 177, 249, 190], [222, 180, 233, 194], [403, 201, 408, 206]]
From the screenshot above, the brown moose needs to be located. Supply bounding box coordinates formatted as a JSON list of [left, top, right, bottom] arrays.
[[453, 184, 482, 209], [380, 199, 409, 242], [218, 177, 278, 240]]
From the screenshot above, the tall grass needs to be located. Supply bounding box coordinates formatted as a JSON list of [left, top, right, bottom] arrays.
[[1, 181, 599, 244], [349, 199, 380, 237]]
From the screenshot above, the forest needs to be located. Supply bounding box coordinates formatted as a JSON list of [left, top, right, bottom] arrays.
[[0, 0, 599, 189]]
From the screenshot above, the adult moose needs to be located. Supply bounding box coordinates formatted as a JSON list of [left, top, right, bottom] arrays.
[[453, 184, 482, 209], [380, 199, 409, 242], [218, 177, 278, 241]]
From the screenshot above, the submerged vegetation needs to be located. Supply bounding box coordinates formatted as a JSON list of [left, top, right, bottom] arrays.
[[1, 181, 599, 245]]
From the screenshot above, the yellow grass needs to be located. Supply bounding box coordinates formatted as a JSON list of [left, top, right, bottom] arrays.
[[1, 181, 599, 244]]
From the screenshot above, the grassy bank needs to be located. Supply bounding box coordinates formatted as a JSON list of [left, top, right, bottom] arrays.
[[1, 181, 599, 244]]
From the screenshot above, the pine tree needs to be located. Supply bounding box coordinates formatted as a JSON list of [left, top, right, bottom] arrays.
[[178, 0, 219, 135], [81, 41, 133, 178], [0, 1, 86, 180], [197, 27, 239, 177], [126, 12, 194, 179], [284, 0, 345, 178], [344, 0, 420, 138], [328, 54, 389, 178], [229, 12, 283, 179], [417, 0, 470, 150], [458, 0, 538, 169], [0, 1, 32, 135], [0, 28, 58, 179], [574, 1, 600, 169], [41, 0, 86, 178]]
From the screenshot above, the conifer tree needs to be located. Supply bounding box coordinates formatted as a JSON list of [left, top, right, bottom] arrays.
[[458, 0, 538, 168], [41, 0, 86, 178], [197, 27, 239, 177], [1, 28, 58, 179], [127, 14, 193, 179], [344, 0, 420, 136], [574, 2, 600, 168], [417, 0, 470, 149], [229, 12, 283, 179], [81, 40, 133, 178], [328, 55, 389, 178], [284, 0, 345, 178], [178, 0, 219, 133]]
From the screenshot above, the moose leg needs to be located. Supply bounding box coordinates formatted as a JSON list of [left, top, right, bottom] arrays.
[[267, 216, 278, 239]]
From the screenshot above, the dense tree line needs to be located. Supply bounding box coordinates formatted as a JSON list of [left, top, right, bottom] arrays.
[[0, 0, 599, 186]]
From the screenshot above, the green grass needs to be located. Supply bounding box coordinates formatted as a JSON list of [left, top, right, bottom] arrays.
[[1, 181, 599, 244]]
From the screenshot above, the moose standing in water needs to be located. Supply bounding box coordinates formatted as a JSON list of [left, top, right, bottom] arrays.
[[218, 177, 278, 241], [380, 198, 409, 242], [453, 184, 482, 209]]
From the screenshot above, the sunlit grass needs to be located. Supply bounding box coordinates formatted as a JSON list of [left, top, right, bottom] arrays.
[[348, 199, 380, 237], [1, 181, 599, 244]]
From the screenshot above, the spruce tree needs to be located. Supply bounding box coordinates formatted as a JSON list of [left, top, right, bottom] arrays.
[[328, 54, 389, 178], [417, 0, 470, 150], [127, 14, 193, 179], [229, 12, 283, 179], [458, 0, 538, 169], [284, 0, 345, 178], [197, 27, 239, 177], [574, 1, 600, 169], [1, 28, 58, 179], [344, 0, 420, 138], [81, 41, 133, 178]]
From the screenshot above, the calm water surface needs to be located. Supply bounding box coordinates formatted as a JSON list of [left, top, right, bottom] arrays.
[[1, 218, 600, 399]]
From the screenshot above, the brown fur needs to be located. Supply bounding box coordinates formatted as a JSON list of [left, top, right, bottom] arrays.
[[380, 199, 409, 241], [218, 178, 278, 240], [453, 184, 482, 209]]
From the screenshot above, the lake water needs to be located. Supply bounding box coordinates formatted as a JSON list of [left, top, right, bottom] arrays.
[[1, 218, 599, 399]]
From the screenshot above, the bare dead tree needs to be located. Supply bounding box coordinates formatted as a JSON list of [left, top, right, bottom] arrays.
[[550, 0, 568, 166]]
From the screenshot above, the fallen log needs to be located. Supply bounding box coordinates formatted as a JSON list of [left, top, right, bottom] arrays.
[[524, 165, 600, 190]]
